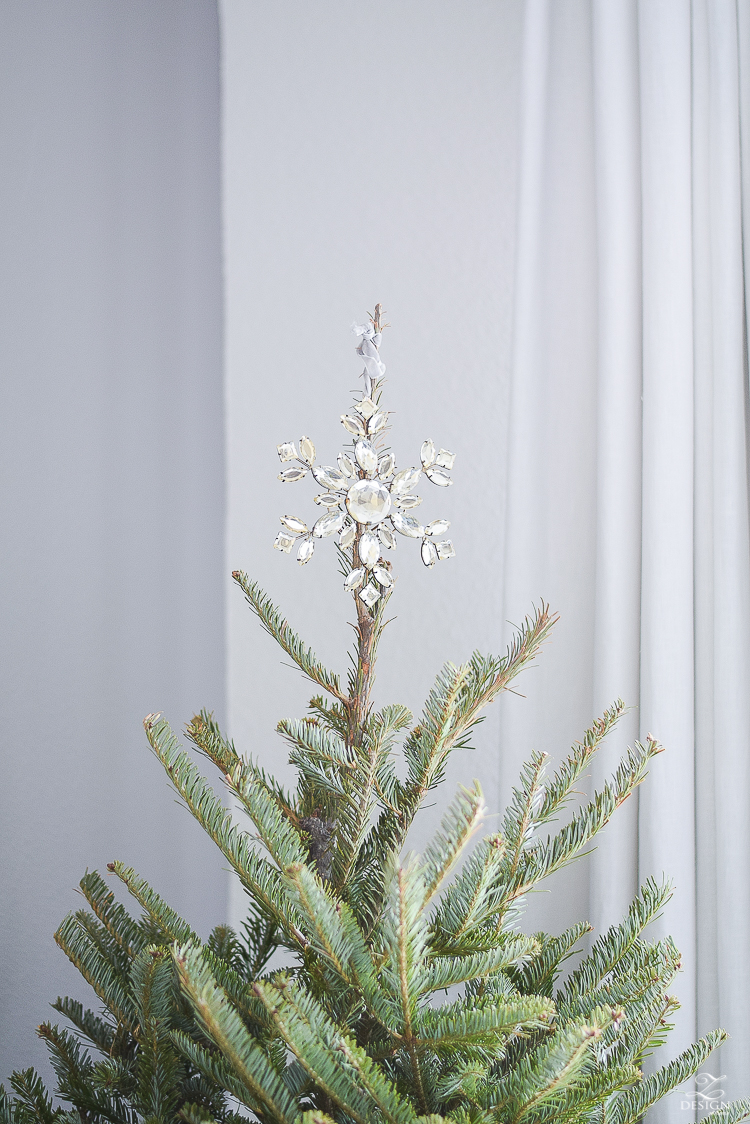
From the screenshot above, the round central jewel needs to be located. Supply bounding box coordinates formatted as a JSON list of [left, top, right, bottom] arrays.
[[346, 479, 392, 524]]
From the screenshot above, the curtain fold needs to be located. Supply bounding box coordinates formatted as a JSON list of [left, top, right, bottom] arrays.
[[503, 0, 750, 1108]]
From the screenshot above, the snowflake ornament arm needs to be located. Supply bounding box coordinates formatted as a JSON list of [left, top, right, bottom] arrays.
[[272, 307, 456, 609]]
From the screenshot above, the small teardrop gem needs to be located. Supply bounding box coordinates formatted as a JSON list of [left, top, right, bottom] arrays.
[[378, 524, 397, 550], [421, 539, 438, 567], [378, 453, 395, 478], [339, 522, 356, 549], [344, 567, 366, 592], [282, 516, 308, 534], [391, 512, 424, 538], [373, 565, 393, 587], [341, 414, 366, 436], [425, 466, 452, 487], [299, 437, 316, 465], [338, 452, 356, 478], [278, 467, 307, 483], [391, 467, 422, 495], [297, 539, 315, 565], [355, 439, 378, 475], [313, 511, 347, 537], [421, 439, 436, 467], [358, 531, 381, 568], [313, 465, 346, 490], [425, 519, 450, 537]]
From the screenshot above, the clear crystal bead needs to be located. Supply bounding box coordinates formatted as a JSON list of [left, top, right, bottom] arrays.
[[394, 494, 422, 509], [373, 565, 393, 587], [346, 479, 392, 524], [338, 452, 355, 478], [341, 413, 366, 436], [314, 493, 342, 507], [282, 516, 308, 534], [297, 539, 315, 565], [273, 531, 295, 553], [277, 442, 297, 462], [378, 524, 397, 550], [435, 449, 456, 469], [344, 567, 365, 592], [378, 453, 395, 478], [425, 466, 452, 487], [358, 531, 381, 568], [436, 539, 455, 559], [420, 439, 436, 467], [368, 411, 387, 434], [355, 397, 377, 419], [391, 467, 422, 495], [298, 436, 316, 465], [359, 581, 381, 607], [425, 518, 450, 537], [421, 539, 438, 567], [391, 511, 424, 538], [313, 511, 347, 538], [355, 438, 378, 475], [278, 467, 307, 483], [313, 465, 346, 490], [339, 521, 356, 549]]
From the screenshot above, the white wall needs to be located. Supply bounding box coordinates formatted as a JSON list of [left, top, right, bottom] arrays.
[[220, 0, 593, 937], [0, 0, 225, 1079]]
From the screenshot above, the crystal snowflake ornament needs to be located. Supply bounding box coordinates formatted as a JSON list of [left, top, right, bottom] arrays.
[[272, 307, 456, 607]]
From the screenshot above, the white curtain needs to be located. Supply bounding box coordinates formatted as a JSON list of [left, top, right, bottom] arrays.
[[502, 0, 750, 1107]]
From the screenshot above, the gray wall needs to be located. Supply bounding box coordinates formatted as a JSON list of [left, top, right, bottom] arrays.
[[0, 1, 225, 1078]]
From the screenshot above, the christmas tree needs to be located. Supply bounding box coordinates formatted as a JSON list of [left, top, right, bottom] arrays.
[[2, 308, 748, 1124]]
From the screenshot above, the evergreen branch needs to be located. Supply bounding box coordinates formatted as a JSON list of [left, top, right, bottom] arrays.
[[51, 997, 116, 1055], [253, 978, 418, 1124], [510, 923, 592, 997], [430, 834, 507, 952], [6, 1071, 57, 1124], [130, 948, 183, 1124], [109, 862, 199, 945], [143, 715, 305, 946], [423, 937, 539, 993], [535, 701, 626, 825], [610, 1029, 728, 1124], [54, 915, 137, 1032], [412, 995, 555, 1051], [170, 1031, 269, 1118], [420, 783, 485, 906], [232, 573, 345, 702], [36, 1024, 135, 1124], [228, 759, 307, 870], [173, 944, 297, 1124], [78, 871, 147, 961], [699, 1102, 750, 1124], [558, 878, 673, 1013]]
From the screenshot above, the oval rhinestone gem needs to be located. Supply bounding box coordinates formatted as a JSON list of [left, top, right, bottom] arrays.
[[392, 511, 424, 538], [339, 521, 356, 549], [373, 565, 393, 587], [313, 465, 346, 490], [314, 493, 341, 506], [297, 539, 315, 565], [341, 413, 366, 436], [421, 539, 438, 568], [394, 494, 422, 509], [278, 467, 307, 482], [346, 479, 392, 524], [378, 453, 395, 478], [378, 524, 396, 550], [282, 516, 308, 534], [435, 449, 456, 469], [421, 439, 436, 467], [425, 466, 453, 487], [355, 438, 378, 475], [425, 518, 450, 537], [368, 411, 387, 434], [358, 531, 381, 568], [277, 442, 297, 462], [344, 567, 366, 592], [299, 436, 316, 465], [391, 467, 421, 495], [338, 452, 355, 478], [313, 511, 347, 537]]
